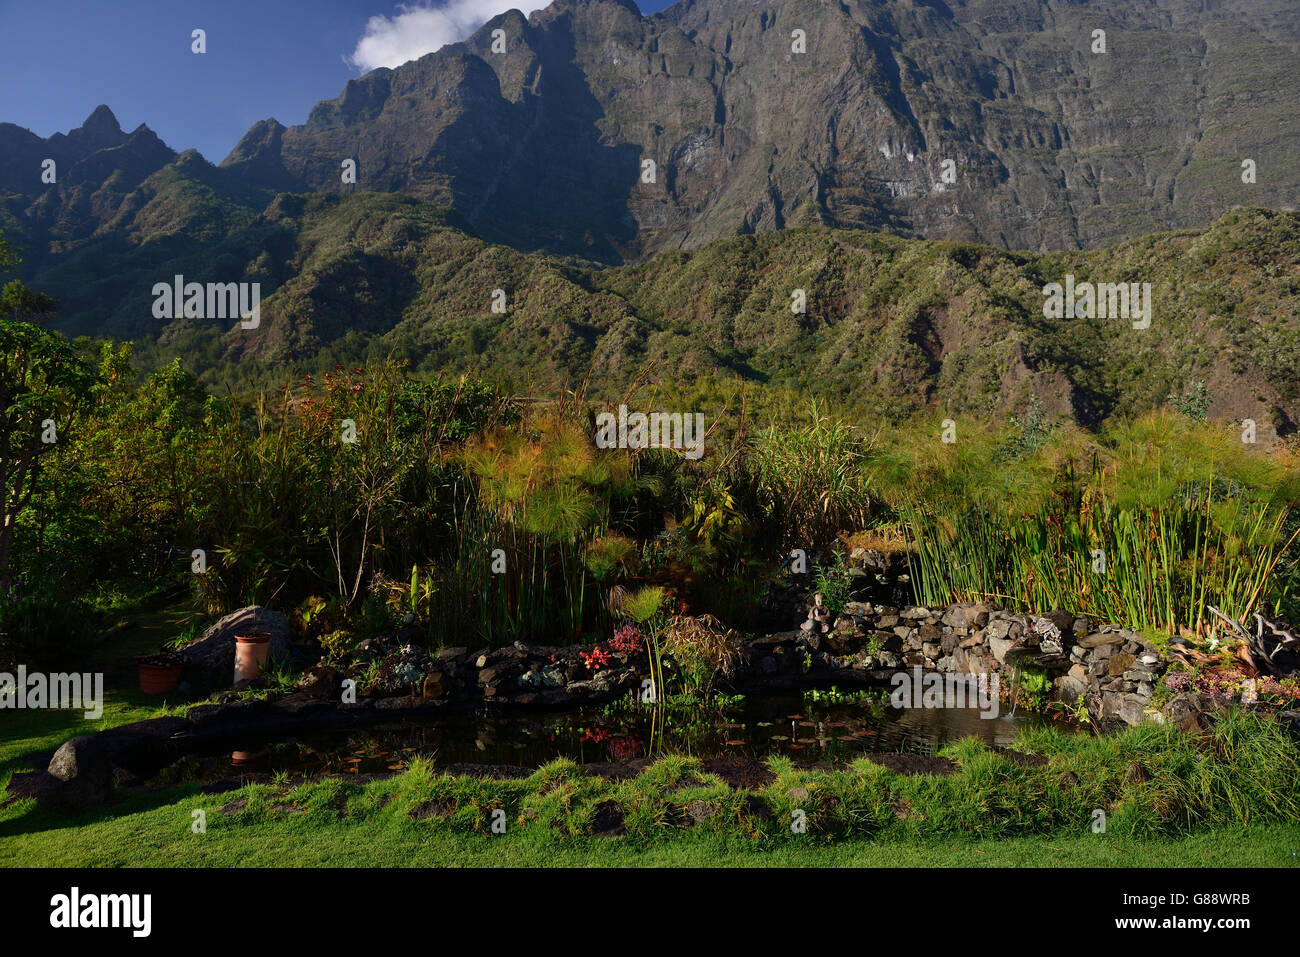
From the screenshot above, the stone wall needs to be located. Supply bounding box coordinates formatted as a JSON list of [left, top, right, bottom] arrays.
[[756, 600, 1167, 728]]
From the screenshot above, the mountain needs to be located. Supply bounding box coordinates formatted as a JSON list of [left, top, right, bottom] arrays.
[[0, 105, 271, 278], [220, 0, 1299, 261], [1, 0, 1297, 439], [95, 194, 1300, 444]]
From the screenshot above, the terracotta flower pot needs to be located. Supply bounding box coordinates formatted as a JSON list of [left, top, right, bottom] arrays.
[[138, 662, 184, 695], [234, 632, 272, 683]]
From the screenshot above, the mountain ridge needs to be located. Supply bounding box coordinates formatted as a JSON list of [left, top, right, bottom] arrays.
[[214, 0, 1300, 261]]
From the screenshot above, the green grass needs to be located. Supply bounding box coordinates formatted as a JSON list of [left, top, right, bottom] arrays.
[[2, 790, 1295, 867], [1, 601, 212, 777], [3, 712, 1297, 868]]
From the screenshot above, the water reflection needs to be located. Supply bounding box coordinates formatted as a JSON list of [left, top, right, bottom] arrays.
[[154, 690, 1069, 787]]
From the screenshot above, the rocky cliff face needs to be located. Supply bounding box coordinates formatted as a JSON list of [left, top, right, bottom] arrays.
[[222, 0, 1299, 261]]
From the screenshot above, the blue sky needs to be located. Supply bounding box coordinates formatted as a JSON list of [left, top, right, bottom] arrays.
[[0, 0, 675, 163]]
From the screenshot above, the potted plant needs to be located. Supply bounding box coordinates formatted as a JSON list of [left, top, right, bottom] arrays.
[[137, 651, 186, 695], [234, 630, 273, 683]]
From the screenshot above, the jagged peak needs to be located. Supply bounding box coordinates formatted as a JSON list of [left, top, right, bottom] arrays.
[[79, 104, 122, 137]]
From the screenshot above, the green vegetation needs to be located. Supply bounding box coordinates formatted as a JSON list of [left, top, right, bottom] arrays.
[[3, 333, 1297, 675], [891, 412, 1300, 633], [4, 801, 1292, 868], [15, 198, 1299, 440], [2, 213, 1297, 714], [3, 712, 1297, 866]]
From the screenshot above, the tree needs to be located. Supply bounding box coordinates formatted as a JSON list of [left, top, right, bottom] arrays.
[[0, 292, 95, 578], [0, 232, 16, 273], [1, 280, 59, 324]]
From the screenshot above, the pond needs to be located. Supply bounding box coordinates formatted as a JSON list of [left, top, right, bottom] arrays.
[[149, 686, 1073, 787]]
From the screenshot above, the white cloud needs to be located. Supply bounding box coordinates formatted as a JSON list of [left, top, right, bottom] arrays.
[[347, 1, 549, 73]]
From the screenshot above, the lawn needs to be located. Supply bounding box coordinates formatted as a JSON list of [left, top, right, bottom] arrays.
[[4, 709, 1299, 868], [3, 778, 1297, 868]]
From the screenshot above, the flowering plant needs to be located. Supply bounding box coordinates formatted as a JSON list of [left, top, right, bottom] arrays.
[[580, 646, 613, 672], [610, 624, 644, 656]]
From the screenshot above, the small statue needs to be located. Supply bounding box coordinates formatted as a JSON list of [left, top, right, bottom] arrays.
[[800, 593, 832, 633]]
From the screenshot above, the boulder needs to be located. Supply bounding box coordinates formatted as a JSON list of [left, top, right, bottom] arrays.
[[47, 735, 113, 805], [988, 635, 1014, 663], [1118, 694, 1149, 726], [179, 606, 292, 686], [1055, 674, 1087, 700], [941, 602, 994, 630], [1076, 631, 1128, 647], [1107, 653, 1136, 677]]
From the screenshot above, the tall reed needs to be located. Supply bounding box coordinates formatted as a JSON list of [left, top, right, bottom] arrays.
[[898, 412, 1300, 634]]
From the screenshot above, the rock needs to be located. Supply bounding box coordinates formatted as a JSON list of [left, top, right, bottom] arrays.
[[1068, 663, 1088, 682], [1055, 674, 1086, 700], [1041, 609, 1076, 635], [1118, 694, 1148, 726], [178, 606, 292, 685], [988, 635, 1014, 663], [917, 622, 943, 642], [589, 800, 625, 836], [941, 602, 994, 630], [687, 800, 717, 823], [47, 736, 113, 805], [296, 664, 342, 699], [219, 797, 250, 815], [1107, 653, 1135, 677], [1077, 631, 1124, 649]]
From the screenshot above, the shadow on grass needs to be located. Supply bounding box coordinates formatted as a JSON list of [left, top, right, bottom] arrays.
[[0, 779, 215, 842]]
